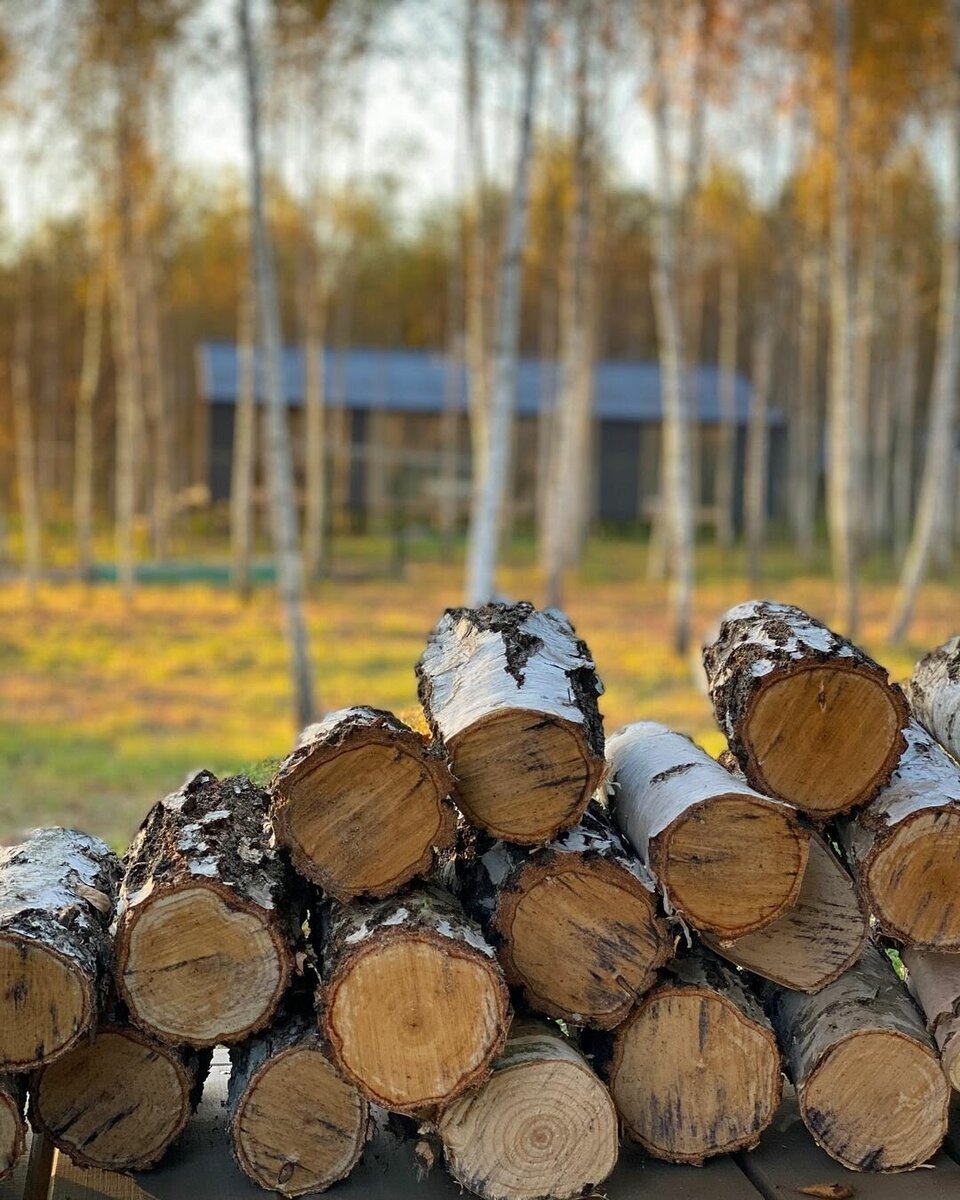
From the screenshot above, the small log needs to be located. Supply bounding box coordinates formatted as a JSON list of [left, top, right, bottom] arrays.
[[271, 706, 456, 901], [703, 832, 867, 992], [114, 771, 300, 1047], [903, 948, 960, 1092], [228, 1006, 369, 1196], [416, 601, 605, 844], [587, 950, 782, 1164], [763, 940, 949, 1171], [908, 634, 960, 760], [606, 721, 809, 939], [456, 805, 672, 1028], [0, 827, 120, 1070], [319, 882, 509, 1113], [836, 722, 960, 949], [29, 1019, 208, 1171], [437, 1019, 618, 1200], [702, 600, 908, 819], [0, 1075, 25, 1183]]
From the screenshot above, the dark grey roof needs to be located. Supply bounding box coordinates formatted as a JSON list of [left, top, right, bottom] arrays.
[[197, 342, 778, 425]]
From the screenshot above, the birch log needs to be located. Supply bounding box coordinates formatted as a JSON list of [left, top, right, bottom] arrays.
[[456, 805, 671, 1028], [271, 707, 456, 901], [836, 722, 960, 949], [606, 721, 808, 939], [319, 882, 509, 1113], [114, 771, 299, 1047], [588, 951, 782, 1164], [417, 602, 605, 843], [0, 1075, 25, 1183], [438, 1020, 618, 1200], [0, 827, 120, 1070], [30, 1020, 208, 1171], [228, 1006, 369, 1196], [909, 635, 960, 760], [763, 941, 949, 1171], [903, 948, 960, 1092], [702, 600, 908, 818]]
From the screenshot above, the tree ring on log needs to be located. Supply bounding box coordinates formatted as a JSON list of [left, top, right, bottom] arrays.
[[30, 1027, 194, 1171], [232, 1045, 368, 1195], [743, 664, 905, 817], [449, 711, 602, 844], [800, 1029, 948, 1171], [654, 793, 808, 938], [0, 937, 90, 1069], [325, 934, 508, 1112], [0, 1086, 24, 1181], [117, 885, 289, 1046]]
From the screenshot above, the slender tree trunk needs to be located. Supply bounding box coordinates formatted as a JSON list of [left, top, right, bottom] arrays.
[[465, 0, 542, 605], [745, 313, 774, 584], [534, 261, 558, 547], [649, 0, 694, 654], [110, 175, 140, 609], [302, 259, 327, 582], [11, 289, 42, 602], [889, 0, 960, 642], [136, 233, 172, 561], [715, 255, 738, 549], [239, 0, 316, 726], [893, 254, 919, 560], [231, 270, 257, 599], [851, 181, 879, 550], [827, 0, 858, 635], [791, 244, 820, 562], [74, 265, 105, 581]]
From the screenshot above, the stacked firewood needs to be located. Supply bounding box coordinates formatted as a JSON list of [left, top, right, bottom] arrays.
[[2, 598, 960, 1198]]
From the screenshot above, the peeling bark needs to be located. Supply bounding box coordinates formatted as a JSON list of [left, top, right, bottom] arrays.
[[908, 635, 960, 761], [903, 948, 960, 1092]]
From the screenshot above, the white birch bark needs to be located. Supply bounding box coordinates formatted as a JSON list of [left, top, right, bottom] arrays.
[[908, 635, 960, 761], [230, 269, 256, 599], [791, 244, 820, 562], [893, 252, 920, 560], [11, 290, 41, 602], [301, 261, 327, 582], [903, 948, 960, 1090], [74, 264, 105, 582]]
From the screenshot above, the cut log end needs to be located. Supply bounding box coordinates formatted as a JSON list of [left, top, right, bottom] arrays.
[[450, 711, 602, 843], [744, 664, 905, 818], [439, 1033, 618, 1200], [233, 1045, 368, 1196], [607, 982, 781, 1163], [30, 1027, 197, 1171], [0, 1083, 25, 1183], [498, 856, 668, 1028], [801, 1030, 948, 1171], [657, 793, 808, 939], [0, 936, 91, 1069], [119, 885, 288, 1046], [325, 934, 508, 1113]]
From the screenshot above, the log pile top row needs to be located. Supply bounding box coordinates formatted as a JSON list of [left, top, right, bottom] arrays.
[[1, 597, 959, 1197]]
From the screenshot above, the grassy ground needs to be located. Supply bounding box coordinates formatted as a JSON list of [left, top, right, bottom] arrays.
[[1, 534, 957, 849]]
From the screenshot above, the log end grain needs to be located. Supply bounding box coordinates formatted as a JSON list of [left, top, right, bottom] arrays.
[[0, 1080, 25, 1183], [30, 1027, 199, 1171], [0, 938, 92, 1069]]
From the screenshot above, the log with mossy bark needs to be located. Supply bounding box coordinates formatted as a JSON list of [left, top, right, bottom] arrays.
[[585, 949, 782, 1164], [437, 1019, 618, 1200], [0, 1075, 25, 1184], [836, 722, 960, 949], [606, 721, 809, 939], [271, 706, 456, 902], [29, 1015, 209, 1171], [908, 634, 960, 760], [702, 600, 908, 819], [763, 940, 949, 1171], [0, 827, 120, 1070], [114, 771, 301, 1048], [903, 948, 960, 1092], [416, 602, 605, 844], [228, 1002, 369, 1196], [455, 805, 672, 1028], [318, 881, 509, 1114]]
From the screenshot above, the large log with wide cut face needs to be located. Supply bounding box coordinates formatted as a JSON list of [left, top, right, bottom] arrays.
[[702, 600, 908, 819], [585, 950, 782, 1165], [29, 1018, 209, 1171], [271, 707, 456, 902], [228, 1004, 369, 1196], [606, 721, 809, 939], [455, 805, 672, 1028], [0, 1075, 25, 1184], [114, 771, 300, 1048], [836, 722, 960, 950], [908, 634, 960, 760], [417, 602, 605, 844], [903, 948, 960, 1093], [762, 940, 949, 1172], [318, 882, 509, 1114], [0, 827, 120, 1071], [437, 1020, 619, 1200]]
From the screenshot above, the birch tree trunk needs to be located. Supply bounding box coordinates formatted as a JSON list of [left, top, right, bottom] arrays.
[[791, 244, 820, 562], [851, 180, 879, 548], [715, 254, 738, 549], [465, 0, 542, 605], [74, 265, 105, 582], [827, 0, 859, 635], [11, 288, 42, 603], [301, 257, 327, 582], [239, 0, 316, 727], [745, 313, 774, 584], [889, 0, 960, 642], [893, 252, 920, 560], [231, 269, 257, 599], [136, 225, 172, 562]]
